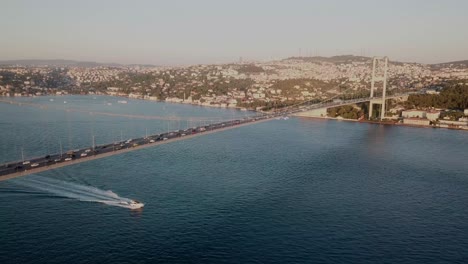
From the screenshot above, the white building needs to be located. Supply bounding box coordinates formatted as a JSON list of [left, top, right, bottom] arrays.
[[425, 89, 440, 95], [403, 118, 430, 126], [439, 119, 468, 127], [295, 108, 327, 118], [426, 111, 441, 121], [402, 110, 426, 119], [107, 87, 121, 92], [128, 93, 143, 99], [252, 93, 265, 99]]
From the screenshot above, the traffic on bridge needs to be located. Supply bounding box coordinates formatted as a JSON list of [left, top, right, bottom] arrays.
[[0, 89, 417, 181], [0, 112, 281, 180]]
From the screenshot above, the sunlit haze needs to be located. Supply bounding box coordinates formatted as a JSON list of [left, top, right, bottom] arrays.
[[1, 0, 468, 65]]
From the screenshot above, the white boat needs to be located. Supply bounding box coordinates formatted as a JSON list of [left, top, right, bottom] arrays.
[[117, 100, 128, 104], [119, 200, 144, 210]]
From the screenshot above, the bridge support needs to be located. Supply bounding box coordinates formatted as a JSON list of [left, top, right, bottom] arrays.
[[369, 98, 384, 120], [369, 57, 388, 120]]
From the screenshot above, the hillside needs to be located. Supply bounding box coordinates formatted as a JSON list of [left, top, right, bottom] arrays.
[[0, 59, 159, 68], [431, 60, 468, 69], [284, 55, 371, 64]]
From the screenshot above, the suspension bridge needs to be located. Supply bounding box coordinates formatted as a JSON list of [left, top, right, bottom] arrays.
[[0, 57, 419, 181]]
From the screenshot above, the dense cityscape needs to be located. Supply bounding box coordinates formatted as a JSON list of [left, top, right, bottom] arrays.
[[3, 1, 468, 263], [1, 55, 468, 130]]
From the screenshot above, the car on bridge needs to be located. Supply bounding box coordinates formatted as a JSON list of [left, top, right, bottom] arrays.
[[0, 114, 284, 179]]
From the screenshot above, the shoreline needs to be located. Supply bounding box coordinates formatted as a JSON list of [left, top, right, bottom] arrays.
[[295, 115, 468, 132], [0, 93, 261, 113], [3, 94, 466, 132]]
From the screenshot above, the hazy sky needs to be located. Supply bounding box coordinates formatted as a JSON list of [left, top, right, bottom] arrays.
[[1, 0, 468, 65]]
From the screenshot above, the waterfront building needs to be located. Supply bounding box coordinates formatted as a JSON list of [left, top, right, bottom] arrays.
[[402, 110, 427, 119], [295, 108, 328, 118], [403, 118, 430, 126], [426, 111, 441, 121], [439, 119, 468, 128]]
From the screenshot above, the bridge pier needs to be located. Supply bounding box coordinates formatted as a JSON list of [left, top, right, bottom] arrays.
[[369, 57, 388, 120], [369, 98, 385, 120]]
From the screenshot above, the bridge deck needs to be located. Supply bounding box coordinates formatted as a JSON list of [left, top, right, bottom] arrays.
[[0, 117, 274, 182], [0, 92, 415, 181]]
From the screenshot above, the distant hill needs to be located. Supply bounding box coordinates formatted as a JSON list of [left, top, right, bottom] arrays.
[[0, 59, 119, 67], [431, 60, 468, 69], [0, 59, 158, 68], [282, 55, 426, 66], [284, 55, 371, 64]]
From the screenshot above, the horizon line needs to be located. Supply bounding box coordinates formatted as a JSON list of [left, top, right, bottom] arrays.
[[0, 55, 467, 67]]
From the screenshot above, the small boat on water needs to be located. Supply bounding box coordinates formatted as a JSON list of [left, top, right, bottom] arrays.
[[119, 200, 144, 210], [117, 100, 128, 104]]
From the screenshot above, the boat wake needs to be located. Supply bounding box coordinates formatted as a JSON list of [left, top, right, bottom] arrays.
[[13, 176, 143, 210]]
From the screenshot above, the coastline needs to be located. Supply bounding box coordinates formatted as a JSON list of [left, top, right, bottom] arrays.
[[295, 115, 468, 132], [0, 93, 259, 113], [3, 94, 467, 132]]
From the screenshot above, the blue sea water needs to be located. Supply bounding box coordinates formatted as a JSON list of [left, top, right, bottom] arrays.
[[1, 96, 468, 263]]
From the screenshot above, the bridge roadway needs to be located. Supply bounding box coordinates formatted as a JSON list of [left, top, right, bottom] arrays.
[[289, 93, 414, 114], [0, 114, 279, 181], [0, 93, 414, 181]]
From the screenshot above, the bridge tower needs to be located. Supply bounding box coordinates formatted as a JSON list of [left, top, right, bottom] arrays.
[[368, 57, 389, 120]]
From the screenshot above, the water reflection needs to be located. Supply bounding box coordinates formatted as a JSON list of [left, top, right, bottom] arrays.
[[130, 208, 144, 218]]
